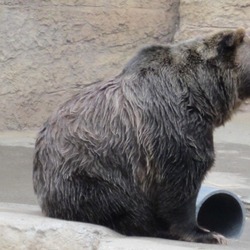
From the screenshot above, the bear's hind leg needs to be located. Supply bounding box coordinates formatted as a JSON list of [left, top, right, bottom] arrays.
[[42, 175, 157, 237], [77, 177, 158, 236], [185, 226, 227, 244], [155, 193, 227, 244], [159, 224, 227, 244]]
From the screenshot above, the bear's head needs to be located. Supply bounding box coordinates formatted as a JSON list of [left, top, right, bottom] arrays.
[[234, 30, 250, 100], [197, 28, 250, 102], [180, 29, 250, 126]]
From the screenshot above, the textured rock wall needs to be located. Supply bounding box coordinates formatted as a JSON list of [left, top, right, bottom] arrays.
[[0, 0, 179, 130], [1, 0, 250, 130], [175, 0, 250, 41]]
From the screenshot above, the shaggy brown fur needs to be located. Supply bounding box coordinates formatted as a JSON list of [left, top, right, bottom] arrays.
[[33, 29, 250, 244]]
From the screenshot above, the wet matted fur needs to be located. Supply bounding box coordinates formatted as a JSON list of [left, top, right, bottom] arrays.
[[33, 29, 250, 244]]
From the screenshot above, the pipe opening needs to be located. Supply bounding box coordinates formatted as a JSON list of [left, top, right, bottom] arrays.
[[197, 193, 244, 238]]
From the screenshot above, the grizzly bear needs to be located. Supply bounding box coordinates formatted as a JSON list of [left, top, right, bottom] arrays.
[[33, 29, 250, 244]]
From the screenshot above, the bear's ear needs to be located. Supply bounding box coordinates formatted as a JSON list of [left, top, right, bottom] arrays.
[[218, 28, 245, 49]]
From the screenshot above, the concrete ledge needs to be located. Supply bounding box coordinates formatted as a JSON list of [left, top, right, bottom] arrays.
[[0, 203, 117, 250], [1, 203, 250, 249], [0, 131, 37, 148], [0, 203, 195, 250]]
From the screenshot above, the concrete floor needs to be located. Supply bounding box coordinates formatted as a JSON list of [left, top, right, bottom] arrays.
[[1, 107, 250, 249]]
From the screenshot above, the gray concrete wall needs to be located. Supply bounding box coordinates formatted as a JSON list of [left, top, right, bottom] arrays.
[[0, 0, 179, 130]]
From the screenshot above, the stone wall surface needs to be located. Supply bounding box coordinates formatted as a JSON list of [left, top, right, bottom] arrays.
[[0, 0, 179, 130], [175, 0, 250, 41], [1, 0, 250, 130]]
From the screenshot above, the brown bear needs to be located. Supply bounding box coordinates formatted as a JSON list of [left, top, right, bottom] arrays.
[[33, 29, 250, 244]]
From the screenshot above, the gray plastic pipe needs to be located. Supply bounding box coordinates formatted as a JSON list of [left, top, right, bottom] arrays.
[[196, 186, 246, 239]]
